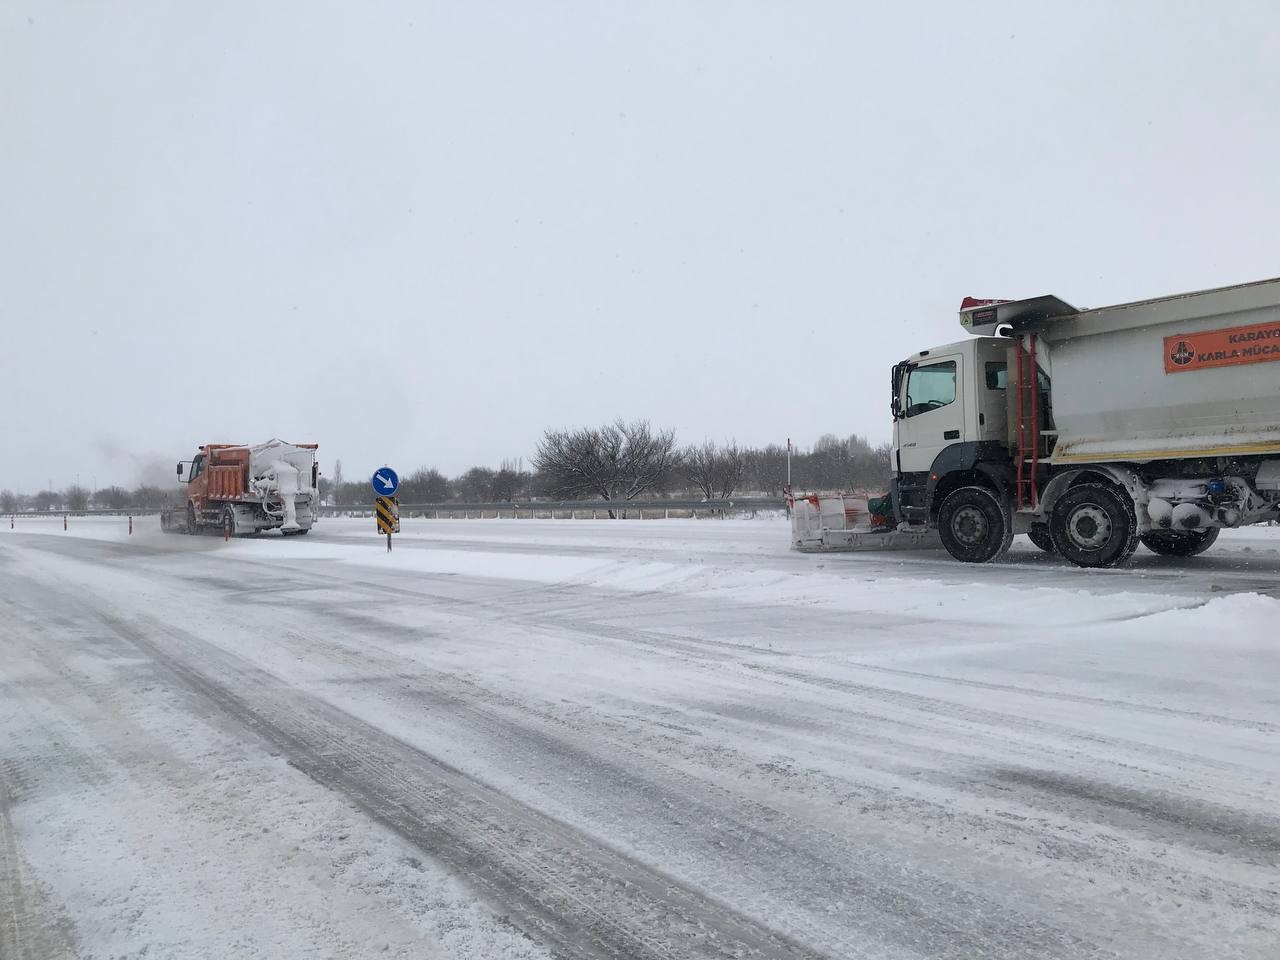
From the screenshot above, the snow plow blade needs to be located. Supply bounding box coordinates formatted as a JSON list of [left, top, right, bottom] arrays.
[[160, 507, 187, 534], [793, 527, 943, 553], [790, 494, 944, 553]]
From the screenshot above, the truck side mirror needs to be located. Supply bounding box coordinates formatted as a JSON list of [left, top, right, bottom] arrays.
[[176, 462, 183, 477], [890, 362, 908, 420]]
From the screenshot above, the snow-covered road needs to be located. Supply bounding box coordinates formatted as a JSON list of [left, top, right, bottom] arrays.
[[2, 516, 1277, 959]]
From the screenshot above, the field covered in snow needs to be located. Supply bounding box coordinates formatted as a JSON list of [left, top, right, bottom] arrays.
[[2, 515, 1278, 959]]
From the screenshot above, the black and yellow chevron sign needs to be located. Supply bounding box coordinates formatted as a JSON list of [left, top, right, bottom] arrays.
[[375, 496, 400, 534]]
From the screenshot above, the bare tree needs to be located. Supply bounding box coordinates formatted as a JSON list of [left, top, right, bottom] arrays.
[[789, 434, 892, 493], [744, 444, 790, 496], [399, 467, 450, 503], [454, 466, 496, 501], [0, 489, 17, 513], [490, 465, 528, 502], [32, 490, 62, 511], [330, 481, 368, 506], [95, 486, 131, 510], [846, 434, 892, 491], [683, 441, 746, 500], [683, 442, 718, 500], [332, 459, 344, 487], [534, 420, 680, 516], [64, 484, 90, 512], [131, 484, 172, 508], [712, 442, 745, 498]]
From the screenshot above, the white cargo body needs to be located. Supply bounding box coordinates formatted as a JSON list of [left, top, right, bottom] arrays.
[[1034, 278, 1280, 464], [247, 439, 318, 531]]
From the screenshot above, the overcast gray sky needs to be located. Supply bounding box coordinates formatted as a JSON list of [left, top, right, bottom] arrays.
[[3, 1, 1279, 492]]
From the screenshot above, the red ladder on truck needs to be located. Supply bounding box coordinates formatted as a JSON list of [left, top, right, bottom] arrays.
[[1014, 334, 1040, 511]]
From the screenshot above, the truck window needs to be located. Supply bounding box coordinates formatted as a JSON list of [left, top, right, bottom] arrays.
[[904, 360, 956, 417], [985, 361, 1049, 393], [189, 454, 205, 481]]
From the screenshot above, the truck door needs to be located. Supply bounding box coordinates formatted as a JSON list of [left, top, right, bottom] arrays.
[[186, 453, 208, 510], [896, 355, 965, 475]]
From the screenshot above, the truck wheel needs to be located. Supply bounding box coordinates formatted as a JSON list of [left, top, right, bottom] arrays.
[[186, 503, 198, 535], [937, 486, 1013, 563], [1141, 527, 1219, 557], [222, 506, 237, 538], [1027, 522, 1056, 554], [1050, 483, 1139, 568]]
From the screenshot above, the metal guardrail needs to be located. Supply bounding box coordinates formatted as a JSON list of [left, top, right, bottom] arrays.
[[6, 507, 168, 517], [7, 498, 788, 519], [317, 497, 786, 516]]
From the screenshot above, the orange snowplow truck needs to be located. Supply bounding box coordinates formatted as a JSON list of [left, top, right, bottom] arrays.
[[162, 439, 320, 537]]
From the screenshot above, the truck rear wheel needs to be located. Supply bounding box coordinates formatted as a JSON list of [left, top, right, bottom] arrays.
[[186, 503, 198, 535], [1050, 483, 1139, 568], [1141, 527, 1219, 557], [937, 486, 1013, 563], [1027, 522, 1056, 554], [222, 505, 238, 538]]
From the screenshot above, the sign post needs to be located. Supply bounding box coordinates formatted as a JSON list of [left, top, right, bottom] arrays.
[[371, 467, 401, 552]]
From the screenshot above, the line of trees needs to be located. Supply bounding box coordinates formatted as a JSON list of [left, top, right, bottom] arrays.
[[1, 426, 890, 514], [324, 422, 891, 507], [1, 484, 178, 514]]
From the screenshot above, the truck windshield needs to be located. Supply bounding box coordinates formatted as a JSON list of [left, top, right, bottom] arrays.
[[189, 454, 205, 481], [903, 360, 956, 417]]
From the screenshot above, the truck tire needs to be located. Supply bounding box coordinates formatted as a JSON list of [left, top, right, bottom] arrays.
[[1141, 527, 1219, 557], [937, 486, 1013, 563], [186, 503, 198, 535], [1050, 482, 1139, 568], [1027, 522, 1056, 554], [222, 505, 238, 538]]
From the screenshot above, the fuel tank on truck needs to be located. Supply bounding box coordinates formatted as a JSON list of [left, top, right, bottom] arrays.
[[1030, 278, 1280, 465]]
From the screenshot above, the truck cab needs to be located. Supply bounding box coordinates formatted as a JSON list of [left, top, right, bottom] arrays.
[[179, 452, 208, 509], [890, 337, 1041, 527]]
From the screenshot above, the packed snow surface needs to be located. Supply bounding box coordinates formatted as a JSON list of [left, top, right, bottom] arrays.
[[2, 516, 1277, 959]]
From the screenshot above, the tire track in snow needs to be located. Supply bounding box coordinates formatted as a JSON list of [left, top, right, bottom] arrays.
[[0, 641, 76, 960], [505, 609, 1262, 778], [254, 623, 1112, 960], [258, 616, 1280, 949], [101, 614, 830, 960], [0, 779, 42, 960], [834, 661, 1277, 733], [185, 568, 1280, 925]]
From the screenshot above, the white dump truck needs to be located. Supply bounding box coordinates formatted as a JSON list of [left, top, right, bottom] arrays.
[[792, 277, 1280, 567]]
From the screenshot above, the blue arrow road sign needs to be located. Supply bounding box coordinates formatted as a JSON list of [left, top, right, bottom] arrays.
[[371, 467, 400, 497]]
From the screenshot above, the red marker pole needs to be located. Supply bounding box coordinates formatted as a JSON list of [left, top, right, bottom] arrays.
[[64, 514, 68, 531], [128, 515, 133, 535]]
